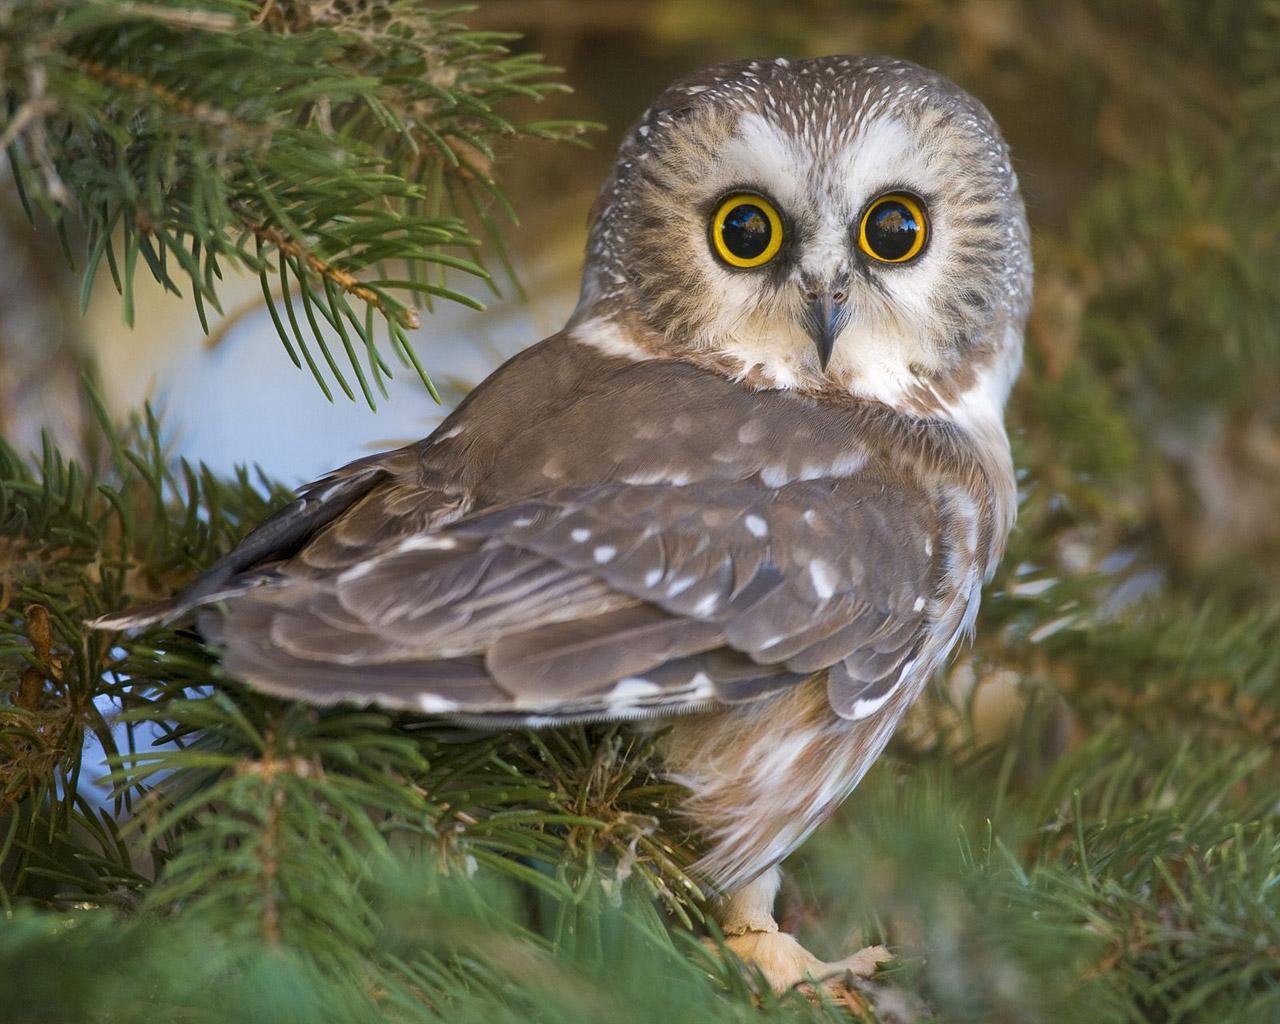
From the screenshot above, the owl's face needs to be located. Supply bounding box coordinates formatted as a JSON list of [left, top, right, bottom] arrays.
[[580, 57, 1032, 415]]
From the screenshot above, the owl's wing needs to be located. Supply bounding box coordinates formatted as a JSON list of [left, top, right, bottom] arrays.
[[201, 471, 940, 723], [93, 336, 950, 722]]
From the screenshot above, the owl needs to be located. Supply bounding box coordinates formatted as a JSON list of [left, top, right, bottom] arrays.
[[96, 56, 1031, 991]]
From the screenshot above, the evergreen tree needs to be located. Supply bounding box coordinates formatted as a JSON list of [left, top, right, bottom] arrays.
[[2, 2, 1277, 1021]]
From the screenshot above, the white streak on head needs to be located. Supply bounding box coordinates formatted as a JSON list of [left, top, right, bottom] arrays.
[[721, 112, 807, 212], [840, 117, 926, 208]]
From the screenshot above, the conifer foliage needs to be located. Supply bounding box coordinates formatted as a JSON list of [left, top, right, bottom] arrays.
[[2, 0, 589, 404], [2, 2, 1279, 1022]]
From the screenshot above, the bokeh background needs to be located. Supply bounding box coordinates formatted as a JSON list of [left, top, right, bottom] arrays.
[[2, 2, 1277, 1020]]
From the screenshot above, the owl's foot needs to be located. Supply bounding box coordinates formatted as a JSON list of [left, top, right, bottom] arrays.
[[719, 929, 890, 994], [712, 867, 889, 994]]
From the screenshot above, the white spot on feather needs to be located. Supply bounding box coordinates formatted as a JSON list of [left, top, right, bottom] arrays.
[[850, 689, 895, 719], [744, 514, 768, 538], [693, 592, 720, 617], [609, 677, 661, 701], [760, 465, 790, 488], [593, 545, 617, 564], [688, 671, 714, 698], [827, 450, 866, 477], [622, 469, 692, 486], [809, 560, 837, 600], [571, 527, 591, 543], [397, 535, 457, 553], [417, 694, 460, 713]]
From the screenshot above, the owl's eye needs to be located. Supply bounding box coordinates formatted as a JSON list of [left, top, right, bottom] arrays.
[[858, 193, 927, 264], [710, 194, 784, 269]]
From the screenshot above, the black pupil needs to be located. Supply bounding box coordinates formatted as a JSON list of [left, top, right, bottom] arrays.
[[865, 200, 920, 260], [721, 204, 772, 260]]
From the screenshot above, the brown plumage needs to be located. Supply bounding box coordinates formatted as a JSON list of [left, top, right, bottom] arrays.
[[94, 54, 1030, 991]]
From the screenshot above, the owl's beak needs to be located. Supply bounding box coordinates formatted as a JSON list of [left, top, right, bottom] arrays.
[[801, 287, 849, 371]]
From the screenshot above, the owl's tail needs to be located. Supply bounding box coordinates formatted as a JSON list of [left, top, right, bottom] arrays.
[[88, 463, 389, 633]]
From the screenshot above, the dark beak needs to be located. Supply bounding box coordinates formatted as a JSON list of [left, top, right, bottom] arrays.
[[802, 288, 849, 371]]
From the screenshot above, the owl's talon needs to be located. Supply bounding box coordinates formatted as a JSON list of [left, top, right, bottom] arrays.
[[718, 929, 890, 994], [825, 943, 892, 983]]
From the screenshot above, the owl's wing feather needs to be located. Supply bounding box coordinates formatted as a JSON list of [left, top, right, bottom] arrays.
[[205, 473, 938, 722], [94, 339, 949, 722], [486, 605, 724, 700]]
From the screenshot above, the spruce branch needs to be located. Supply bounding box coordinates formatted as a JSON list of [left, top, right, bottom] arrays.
[[0, 0, 598, 407]]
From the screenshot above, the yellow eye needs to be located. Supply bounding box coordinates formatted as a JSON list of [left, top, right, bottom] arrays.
[[858, 193, 927, 264], [710, 194, 784, 269]]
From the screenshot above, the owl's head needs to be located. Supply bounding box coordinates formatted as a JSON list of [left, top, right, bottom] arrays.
[[576, 56, 1032, 418]]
